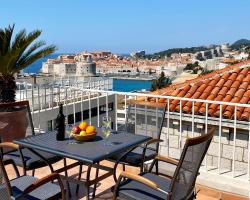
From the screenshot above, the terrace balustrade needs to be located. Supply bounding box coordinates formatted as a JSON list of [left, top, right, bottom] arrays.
[[14, 81, 250, 190]]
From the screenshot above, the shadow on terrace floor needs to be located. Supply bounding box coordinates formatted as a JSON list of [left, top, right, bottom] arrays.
[[5, 159, 249, 200]]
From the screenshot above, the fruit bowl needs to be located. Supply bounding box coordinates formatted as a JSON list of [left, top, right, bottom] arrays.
[[71, 132, 97, 142], [70, 122, 97, 142]]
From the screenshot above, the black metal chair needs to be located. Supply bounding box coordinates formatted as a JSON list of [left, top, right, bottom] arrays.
[[75, 100, 167, 195], [110, 100, 167, 181], [0, 101, 64, 176], [113, 127, 215, 200], [0, 156, 65, 200]]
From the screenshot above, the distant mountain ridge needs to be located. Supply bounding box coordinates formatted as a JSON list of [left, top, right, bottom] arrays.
[[151, 46, 210, 59], [150, 39, 250, 58], [231, 39, 250, 49]]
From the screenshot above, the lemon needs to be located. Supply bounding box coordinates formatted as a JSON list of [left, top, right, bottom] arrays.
[[79, 130, 87, 136]]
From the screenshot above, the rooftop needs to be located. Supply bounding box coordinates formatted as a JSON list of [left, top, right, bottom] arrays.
[[138, 60, 250, 121]]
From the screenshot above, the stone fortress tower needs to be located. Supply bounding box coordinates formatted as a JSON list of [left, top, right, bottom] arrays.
[[75, 53, 96, 76]]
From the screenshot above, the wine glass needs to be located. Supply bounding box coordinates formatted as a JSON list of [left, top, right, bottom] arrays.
[[102, 116, 111, 129], [102, 116, 112, 146], [65, 124, 75, 144]]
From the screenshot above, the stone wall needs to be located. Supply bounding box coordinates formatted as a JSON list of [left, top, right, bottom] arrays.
[[159, 119, 249, 176]]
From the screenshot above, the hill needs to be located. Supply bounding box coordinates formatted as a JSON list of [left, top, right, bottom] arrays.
[[231, 39, 250, 49], [152, 46, 209, 58]]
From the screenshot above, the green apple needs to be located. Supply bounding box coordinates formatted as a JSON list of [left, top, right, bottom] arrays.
[[79, 130, 87, 136]]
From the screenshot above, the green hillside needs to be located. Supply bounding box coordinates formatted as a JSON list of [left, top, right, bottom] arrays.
[[231, 39, 250, 49]]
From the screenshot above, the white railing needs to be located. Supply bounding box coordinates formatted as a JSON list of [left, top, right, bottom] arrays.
[[16, 83, 250, 182], [16, 78, 112, 110]]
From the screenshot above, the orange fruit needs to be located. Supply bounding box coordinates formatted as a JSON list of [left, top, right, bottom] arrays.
[[79, 121, 88, 131], [86, 126, 96, 135]]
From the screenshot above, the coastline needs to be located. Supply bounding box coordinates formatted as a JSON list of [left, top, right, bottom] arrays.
[[112, 76, 153, 81]]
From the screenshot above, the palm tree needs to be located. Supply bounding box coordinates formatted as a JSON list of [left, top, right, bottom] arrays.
[[0, 24, 57, 102]]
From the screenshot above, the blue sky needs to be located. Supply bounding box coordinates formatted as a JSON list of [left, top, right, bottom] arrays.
[[1, 0, 250, 54]]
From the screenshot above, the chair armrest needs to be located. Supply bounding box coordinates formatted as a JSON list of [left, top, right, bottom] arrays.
[[113, 171, 169, 198], [23, 173, 65, 199], [120, 171, 159, 189], [115, 139, 162, 164], [155, 155, 179, 166], [0, 142, 20, 149]]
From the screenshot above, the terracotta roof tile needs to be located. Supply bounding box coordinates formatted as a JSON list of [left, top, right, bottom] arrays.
[[139, 60, 250, 121], [187, 84, 200, 95], [228, 72, 238, 81], [208, 77, 220, 86], [203, 85, 213, 95], [226, 87, 237, 97], [218, 86, 229, 96], [224, 93, 250, 119], [231, 81, 241, 89], [241, 102, 250, 121], [240, 68, 249, 76], [221, 73, 231, 80], [224, 79, 234, 88], [235, 89, 245, 98], [215, 79, 226, 88], [236, 74, 245, 82], [169, 88, 190, 111], [243, 74, 250, 83], [210, 87, 221, 96], [243, 90, 250, 98], [194, 92, 210, 112]]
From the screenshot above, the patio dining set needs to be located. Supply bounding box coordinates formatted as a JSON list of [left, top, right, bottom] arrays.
[[0, 100, 215, 200]]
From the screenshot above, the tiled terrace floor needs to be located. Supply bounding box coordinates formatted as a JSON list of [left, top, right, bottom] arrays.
[[5, 159, 249, 200]]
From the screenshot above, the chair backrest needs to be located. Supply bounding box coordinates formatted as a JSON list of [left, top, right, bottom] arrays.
[[169, 127, 215, 200], [118, 100, 167, 151], [0, 101, 34, 144]]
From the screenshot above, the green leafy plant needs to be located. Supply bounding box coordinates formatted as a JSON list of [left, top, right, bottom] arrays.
[[0, 24, 57, 102], [200, 69, 214, 75], [184, 61, 199, 71], [245, 46, 250, 59], [151, 71, 172, 91]]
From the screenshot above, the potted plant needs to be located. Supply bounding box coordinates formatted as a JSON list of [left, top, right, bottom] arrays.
[[0, 24, 57, 103], [0, 24, 57, 149]]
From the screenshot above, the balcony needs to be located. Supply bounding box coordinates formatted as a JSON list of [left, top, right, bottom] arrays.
[[11, 80, 250, 199]]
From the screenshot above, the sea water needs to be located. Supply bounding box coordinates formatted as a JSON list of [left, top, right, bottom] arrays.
[[112, 79, 152, 92]]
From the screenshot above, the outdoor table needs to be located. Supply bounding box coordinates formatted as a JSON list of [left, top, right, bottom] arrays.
[[14, 130, 151, 199]]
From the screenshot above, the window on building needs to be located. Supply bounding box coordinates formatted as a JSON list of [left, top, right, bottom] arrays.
[[99, 103, 114, 114]]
